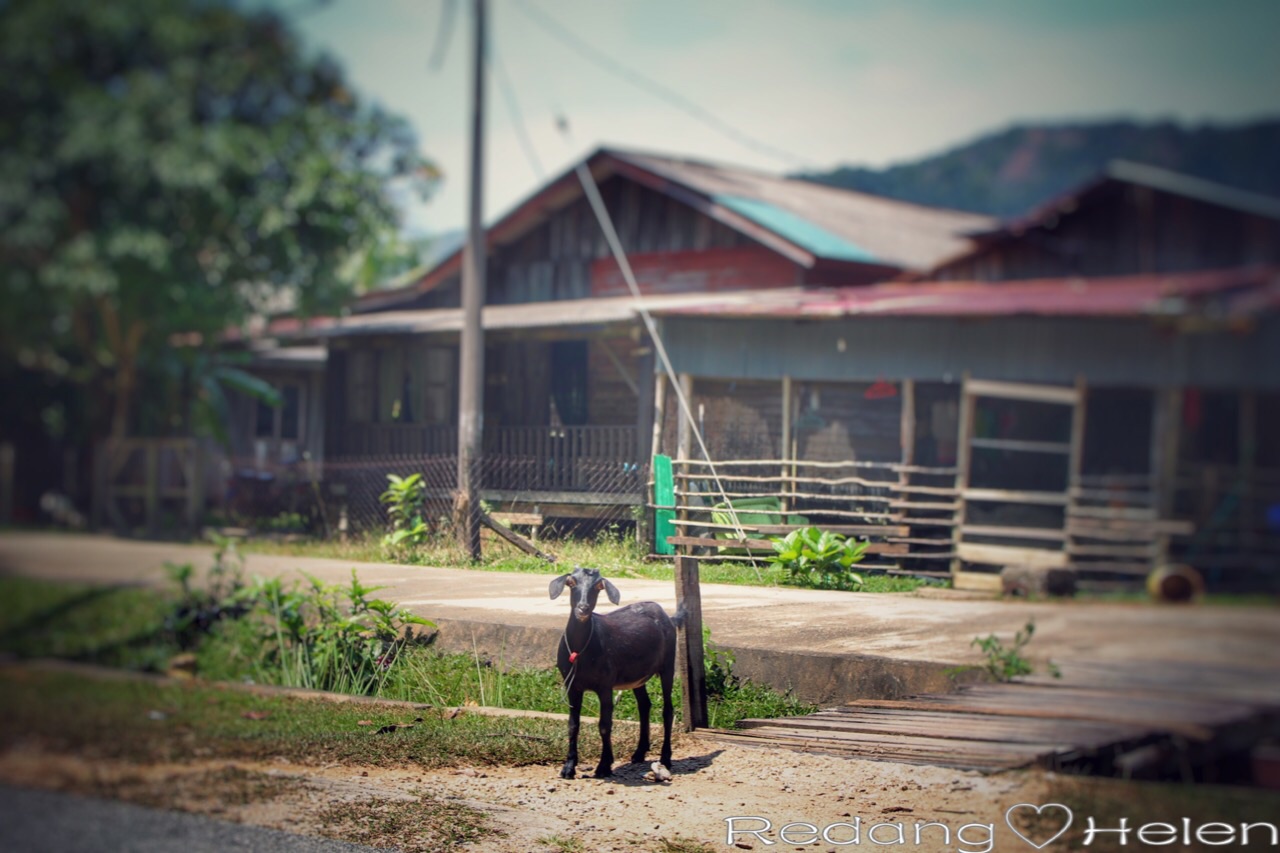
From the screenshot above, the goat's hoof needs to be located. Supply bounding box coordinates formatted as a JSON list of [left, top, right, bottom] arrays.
[[593, 764, 614, 778], [559, 764, 576, 779], [629, 751, 647, 764]]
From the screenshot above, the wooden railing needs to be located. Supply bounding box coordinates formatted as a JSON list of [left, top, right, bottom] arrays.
[[660, 457, 958, 574], [339, 423, 458, 457], [484, 425, 639, 493], [334, 423, 640, 495]]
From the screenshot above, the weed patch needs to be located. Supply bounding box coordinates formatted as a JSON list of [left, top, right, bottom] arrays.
[[317, 794, 492, 853], [2, 573, 815, 728], [971, 620, 1061, 682]]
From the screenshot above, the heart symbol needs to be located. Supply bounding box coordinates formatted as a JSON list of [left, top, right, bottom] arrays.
[[1005, 802, 1073, 850]]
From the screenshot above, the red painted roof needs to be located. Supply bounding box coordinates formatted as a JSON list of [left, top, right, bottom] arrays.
[[652, 267, 1280, 321]]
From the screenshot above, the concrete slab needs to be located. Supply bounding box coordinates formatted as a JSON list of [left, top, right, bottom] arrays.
[[1, 532, 1277, 706]]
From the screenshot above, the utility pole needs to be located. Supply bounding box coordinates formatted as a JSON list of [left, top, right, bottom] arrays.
[[456, 0, 486, 559]]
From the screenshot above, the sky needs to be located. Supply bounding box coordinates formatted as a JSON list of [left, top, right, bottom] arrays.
[[265, 0, 1280, 237]]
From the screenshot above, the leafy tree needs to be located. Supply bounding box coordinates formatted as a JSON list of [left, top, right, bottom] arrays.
[[0, 0, 438, 440]]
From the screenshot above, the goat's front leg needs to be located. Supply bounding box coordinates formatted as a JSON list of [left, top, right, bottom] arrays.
[[631, 684, 651, 764], [594, 689, 615, 777], [561, 688, 583, 779]]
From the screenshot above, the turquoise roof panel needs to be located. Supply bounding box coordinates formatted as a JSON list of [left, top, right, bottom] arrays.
[[714, 194, 881, 264]]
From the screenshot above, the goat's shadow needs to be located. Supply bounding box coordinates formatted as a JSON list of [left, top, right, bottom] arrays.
[[562, 749, 725, 788]]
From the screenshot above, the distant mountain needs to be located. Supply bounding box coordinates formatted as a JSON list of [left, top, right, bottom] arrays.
[[795, 119, 1280, 218]]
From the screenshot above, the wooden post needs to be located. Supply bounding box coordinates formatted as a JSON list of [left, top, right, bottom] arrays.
[[674, 554, 708, 731], [186, 439, 204, 532], [1067, 377, 1088, 570], [951, 374, 974, 576], [675, 373, 694, 557], [1239, 392, 1257, 553], [897, 379, 915, 523], [455, 0, 488, 560], [144, 442, 159, 535], [0, 442, 13, 528], [649, 372, 667, 462], [676, 373, 694, 462], [779, 376, 792, 513], [1151, 388, 1182, 565]]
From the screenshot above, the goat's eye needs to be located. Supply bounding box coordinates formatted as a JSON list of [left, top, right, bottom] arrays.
[[595, 580, 604, 591], [565, 579, 575, 588]]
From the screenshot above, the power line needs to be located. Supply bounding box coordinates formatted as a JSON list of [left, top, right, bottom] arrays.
[[512, 0, 816, 170], [427, 0, 459, 72], [492, 49, 547, 180], [571, 156, 762, 577]]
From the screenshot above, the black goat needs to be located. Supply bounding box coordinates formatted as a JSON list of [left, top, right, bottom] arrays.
[[549, 566, 684, 779]]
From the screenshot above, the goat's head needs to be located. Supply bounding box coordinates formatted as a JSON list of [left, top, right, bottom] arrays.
[[549, 566, 620, 623]]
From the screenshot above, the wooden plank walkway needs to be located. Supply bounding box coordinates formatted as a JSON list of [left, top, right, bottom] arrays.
[[702, 676, 1278, 773]]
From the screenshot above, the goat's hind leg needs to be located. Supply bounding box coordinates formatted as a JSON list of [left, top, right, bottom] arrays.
[[658, 665, 675, 770], [630, 684, 651, 764], [561, 688, 583, 779]]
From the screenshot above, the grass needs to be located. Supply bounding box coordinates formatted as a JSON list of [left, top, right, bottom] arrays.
[[0, 666, 583, 769], [537, 835, 587, 853], [0, 576, 180, 670], [317, 795, 492, 852], [0, 575, 817, 727], [0, 665, 540, 853], [243, 529, 936, 593]]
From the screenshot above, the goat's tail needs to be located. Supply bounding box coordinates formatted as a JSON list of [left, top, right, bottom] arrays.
[[672, 604, 689, 630]]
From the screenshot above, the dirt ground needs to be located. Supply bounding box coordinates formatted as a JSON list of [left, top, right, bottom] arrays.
[[0, 737, 1055, 852]]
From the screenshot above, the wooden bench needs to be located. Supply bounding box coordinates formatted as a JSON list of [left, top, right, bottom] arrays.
[[489, 511, 544, 542]]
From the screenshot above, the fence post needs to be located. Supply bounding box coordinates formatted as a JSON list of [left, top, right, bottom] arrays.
[[780, 376, 792, 513], [674, 554, 708, 731], [0, 442, 13, 527], [144, 442, 160, 535]]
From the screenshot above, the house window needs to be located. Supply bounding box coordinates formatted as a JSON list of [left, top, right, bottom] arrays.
[[255, 396, 275, 438], [347, 350, 375, 424], [378, 348, 405, 423], [550, 340, 588, 426], [421, 346, 454, 425], [251, 381, 304, 465], [374, 343, 456, 425], [280, 385, 300, 440]]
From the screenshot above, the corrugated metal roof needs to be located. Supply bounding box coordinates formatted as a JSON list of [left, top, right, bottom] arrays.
[[354, 147, 994, 313], [283, 290, 803, 340], [1106, 160, 1280, 221], [613, 149, 994, 270], [961, 161, 1280, 248], [713, 195, 879, 263], [652, 267, 1280, 321]]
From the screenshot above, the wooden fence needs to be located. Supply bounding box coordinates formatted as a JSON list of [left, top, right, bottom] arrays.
[[656, 457, 1209, 586], [659, 457, 958, 577], [92, 438, 203, 534]]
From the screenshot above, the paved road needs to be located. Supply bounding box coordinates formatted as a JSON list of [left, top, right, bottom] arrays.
[[0, 785, 378, 853], [1, 532, 1277, 704]]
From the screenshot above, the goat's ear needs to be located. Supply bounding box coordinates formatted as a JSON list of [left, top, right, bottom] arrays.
[[549, 573, 572, 600], [600, 578, 621, 605]]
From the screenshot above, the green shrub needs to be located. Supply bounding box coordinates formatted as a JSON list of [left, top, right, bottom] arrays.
[[766, 526, 868, 590], [378, 473, 430, 552]]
